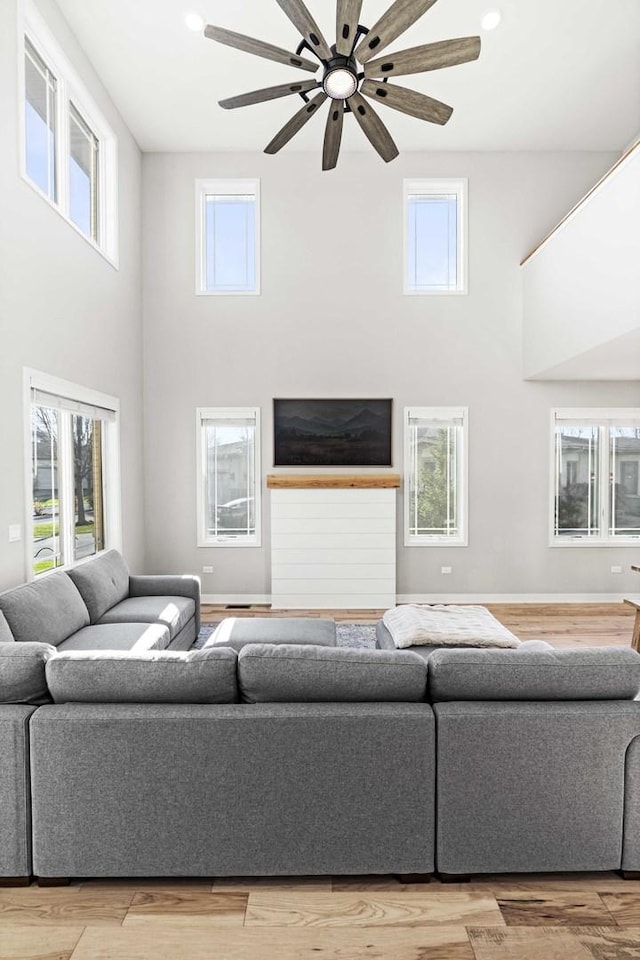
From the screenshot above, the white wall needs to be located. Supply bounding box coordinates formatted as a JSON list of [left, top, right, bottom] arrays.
[[523, 143, 640, 379], [142, 148, 640, 600], [0, 0, 145, 590]]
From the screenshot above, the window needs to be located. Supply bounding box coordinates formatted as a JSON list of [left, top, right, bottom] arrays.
[[26, 371, 121, 578], [195, 180, 260, 294], [21, 2, 118, 262], [404, 407, 468, 545], [69, 103, 99, 241], [196, 408, 261, 546], [552, 409, 640, 544], [404, 179, 467, 294]]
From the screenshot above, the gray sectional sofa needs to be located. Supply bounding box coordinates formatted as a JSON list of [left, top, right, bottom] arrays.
[[2, 635, 640, 884], [0, 550, 200, 652]]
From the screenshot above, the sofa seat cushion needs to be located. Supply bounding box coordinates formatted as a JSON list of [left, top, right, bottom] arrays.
[[207, 616, 337, 652], [97, 596, 195, 639], [46, 648, 238, 704], [0, 572, 89, 647], [238, 644, 428, 703], [58, 623, 171, 653], [429, 646, 640, 702], [0, 642, 56, 704], [67, 550, 130, 623]]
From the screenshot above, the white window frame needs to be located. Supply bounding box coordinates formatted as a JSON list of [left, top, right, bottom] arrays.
[[404, 406, 469, 546], [550, 407, 640, 547], [18, 0, 119, 266], [403, 178, 468, 295], [196, 407, 262, 547], [23, 368, 122, 580], [195, 179, 261, 295]]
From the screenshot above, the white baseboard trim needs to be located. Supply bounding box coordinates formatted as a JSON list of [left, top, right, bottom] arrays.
[[396, 593, 629, 604], [201, 592, 628, 606], [202, 594, 271, 605]]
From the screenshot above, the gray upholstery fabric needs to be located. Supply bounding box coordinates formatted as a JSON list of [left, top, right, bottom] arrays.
[[0, 573, 89, 646], [30, 702, 434, 878], [0, 642, 55, 705], [0, 610, 15, 643], [46, 648, 238, 704], [98, 596, 194, 640], [67, 550, 129, 623], [238, 644, 427, 703], [429, 646, 640, 701], [622, 728, 640, 871], [166, 619, 197, 652], [58, 623, 170, 652], [0, 705, 36, 878], [435, 700, 640, 874], [208, 617, 337, 652], [129, 574, 201, 636]]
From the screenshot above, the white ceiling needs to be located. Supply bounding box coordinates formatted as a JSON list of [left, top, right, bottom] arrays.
[[54, 0, 640, 153]]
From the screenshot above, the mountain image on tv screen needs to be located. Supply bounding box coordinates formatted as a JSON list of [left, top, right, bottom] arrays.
[[274, 399, 392, 467]]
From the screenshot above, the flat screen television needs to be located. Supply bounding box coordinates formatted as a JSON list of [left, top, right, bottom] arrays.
[[273, 398, 392, 468]]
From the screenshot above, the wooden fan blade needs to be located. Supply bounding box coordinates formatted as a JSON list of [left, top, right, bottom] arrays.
[[322, 101, 344, 170], [336, 0, 363, 56], [220, 79, 319, 110], [265, 92, 328, 154], [348, 91, 398, 162], [274, 0, 332, 61], [361, 79, 453, 124], [364, 36, 481, 78], [355, 0, 439, 63], [204, 26, 319, 72]]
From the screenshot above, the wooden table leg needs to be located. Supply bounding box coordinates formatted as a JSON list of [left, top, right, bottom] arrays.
[[633, 612, 640, 653]]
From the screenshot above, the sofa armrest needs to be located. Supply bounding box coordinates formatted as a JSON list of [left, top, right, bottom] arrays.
[[128, 575, 201, 636]]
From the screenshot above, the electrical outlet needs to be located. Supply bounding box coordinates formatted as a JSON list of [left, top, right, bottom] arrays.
[[611, 565, 623, 574], [202, 566, 214, 574], [441, 566, 452, 575], [8, 524, 21, 542]]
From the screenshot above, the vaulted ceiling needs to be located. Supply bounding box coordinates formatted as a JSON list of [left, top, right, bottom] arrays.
[[55, 0, 640, 153]]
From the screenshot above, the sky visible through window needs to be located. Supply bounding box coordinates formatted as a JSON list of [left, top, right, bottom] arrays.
[[407, 195, 457, 290], [205, 196, 256, 291], [25, 74, 94, 238]]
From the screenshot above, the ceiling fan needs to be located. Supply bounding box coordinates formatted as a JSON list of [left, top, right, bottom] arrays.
[[204, 0, 481, 170]]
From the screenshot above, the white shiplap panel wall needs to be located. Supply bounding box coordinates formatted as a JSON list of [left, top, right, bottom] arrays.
[[271, 488, 396, 609]]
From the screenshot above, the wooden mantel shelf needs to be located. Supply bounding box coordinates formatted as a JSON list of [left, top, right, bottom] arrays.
[[267, 473, 401, 489]]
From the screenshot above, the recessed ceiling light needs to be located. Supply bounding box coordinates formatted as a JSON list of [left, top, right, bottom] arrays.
[[481, 9, 501, 30], [185, 12, 204, 32]]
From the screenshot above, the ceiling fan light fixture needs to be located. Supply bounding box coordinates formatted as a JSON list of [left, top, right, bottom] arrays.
[[323, 67, 358, 100]]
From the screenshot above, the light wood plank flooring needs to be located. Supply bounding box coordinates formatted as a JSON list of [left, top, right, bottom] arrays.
[[202, 601, 637, 648], [4, 604, 639, 960]]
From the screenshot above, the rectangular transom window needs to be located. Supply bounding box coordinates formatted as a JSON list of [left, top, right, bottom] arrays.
[[26, 370, 121, 578], [404, 407, 468, 545], [21, 2, 118, 263], [404, 179, 467, 294], [552, 409, 640, 545], [196, 407, 261, 546], [195, 180, 260, 295]]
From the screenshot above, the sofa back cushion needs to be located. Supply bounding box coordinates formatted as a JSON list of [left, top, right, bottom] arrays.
[[428, 646, 640, 701], [0, 610, 14, 643], [0, 572, 90, 646], [46, 647, 238, 703], [67, 550, 129, 623], [0, 642, 55, 704], [237, 644, 428, 703]]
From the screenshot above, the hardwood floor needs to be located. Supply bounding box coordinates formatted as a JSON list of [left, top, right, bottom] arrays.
[[3, 604, 638, 959], [202, 601, 637, 648]]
